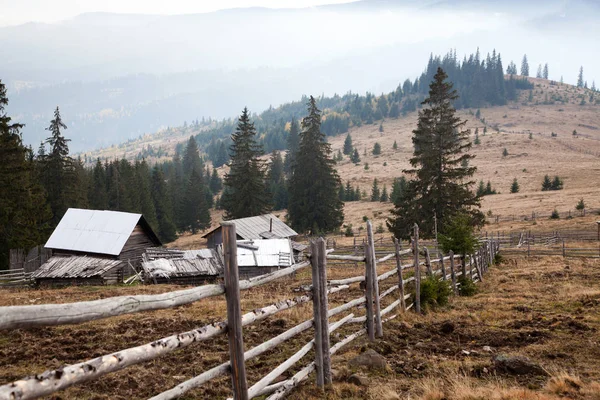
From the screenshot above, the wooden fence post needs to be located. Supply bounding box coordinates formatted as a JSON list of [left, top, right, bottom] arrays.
[[367, 221, 383, 338], [562, 239, 566, 258], [413, 224, 421, 314], [393, 238, 406, 312], [364, 240, 375, 341], [461, 254, 467, 279], [310, 241, 325, 387], [221, 222, 249, 400], [424, 247, 432, 277], [449, 251, 457, 295], [440, 253, 446, 281], [474, 253, 483, 282], [317, 238, 332, 384]]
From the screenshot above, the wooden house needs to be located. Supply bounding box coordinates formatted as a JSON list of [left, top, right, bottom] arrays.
[[34, 209, 161, 286], [235, 239, 295, 278], [202, 214, 298, 248]]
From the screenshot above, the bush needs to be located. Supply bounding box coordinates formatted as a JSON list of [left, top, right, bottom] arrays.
[[493, 253, 504, 264], [550, 209, 560, 219], [344, 225, 354, 237], [376, 224, 385, 234], [457, 276, 478, 296], [420, 276, 452, 310]]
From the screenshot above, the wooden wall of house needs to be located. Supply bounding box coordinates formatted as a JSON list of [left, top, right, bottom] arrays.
[[154, 275, 218, 286], [119, 224, 159, 275], [206, 228, 223, 248], [36, 277, 106, 287]]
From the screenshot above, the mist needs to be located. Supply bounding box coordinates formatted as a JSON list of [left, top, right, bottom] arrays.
[[1, 0, 598, 152]]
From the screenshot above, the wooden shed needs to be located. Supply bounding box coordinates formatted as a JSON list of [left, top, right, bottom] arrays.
[[37, 208, 161, 285], [202, 214, 298, 248], [141, 248, 223, 285]]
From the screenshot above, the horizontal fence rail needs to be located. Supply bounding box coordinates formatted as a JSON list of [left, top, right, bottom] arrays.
[[0, 221, 499, 400]]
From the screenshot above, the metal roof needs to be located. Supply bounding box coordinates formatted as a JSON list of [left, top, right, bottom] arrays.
[[45, 208, 152, 256], [32, 256, 124, 279], [202, 214, 297, 240], [236, 239, 293, 268]]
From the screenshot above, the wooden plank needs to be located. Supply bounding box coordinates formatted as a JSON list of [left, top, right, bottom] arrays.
[[439, 252, 446, 281], [310, 241, 324, 387], [413, 224, 421, 314], [222, 222, 248, 400], [326, 255, 365, 262]]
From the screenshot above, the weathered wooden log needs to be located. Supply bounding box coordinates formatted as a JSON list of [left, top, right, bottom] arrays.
[[449, 250, 457, 295], [0, 259, 311, 331], [424, 247, 433, 277], [413, 224, 421, 314], [394, 238, 407, 312], [439, 252, 447, 281], [246, 313, 353, 399], [367, 223, 383, 338], [473, 253, 484, 282], [317, 238, 332, 385], [376, 253, 395, 263], [310, 241, 324, 388], [326, 254, 366, 262], [266, 326, 368, 400], [222, 222, 249, 400], [379, 284, 399, 300], [364, 240, 375, 341]]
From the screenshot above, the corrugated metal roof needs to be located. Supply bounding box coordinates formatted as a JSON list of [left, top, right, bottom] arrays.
[[32, 256, 124, 279], [202, 214, 297, 240], [45, 209, 144, 256], [236, 239, 293, 268], [143, 248, 223, 277]]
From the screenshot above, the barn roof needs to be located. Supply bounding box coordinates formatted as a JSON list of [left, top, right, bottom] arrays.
[[143, 248, 223, 278], [201, 214, 297, 240], [236, 239, 294, 268], [45, 208, 161, 256], [32, 255, 124, 279]]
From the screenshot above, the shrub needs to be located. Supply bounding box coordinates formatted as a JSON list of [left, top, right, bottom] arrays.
[[362, 215, 368, 222], [457, 276, 478, 296], [420, 276, 452, 310], [376, 224, 385, 234], [550, 209, 560, 219], [576, 198, 585, 211], [344, 225, 354, 237], [502, 148, 508, 157], [439, 213, 479, 256]]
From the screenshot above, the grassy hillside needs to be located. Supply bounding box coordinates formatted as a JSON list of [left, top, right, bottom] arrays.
[[331, 77, 600, 230]]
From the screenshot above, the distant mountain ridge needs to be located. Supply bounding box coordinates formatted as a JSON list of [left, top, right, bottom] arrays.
[[1, 0, 598, 152]]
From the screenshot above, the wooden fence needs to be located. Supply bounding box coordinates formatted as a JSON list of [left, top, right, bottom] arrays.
[[0, 269, 32, 288], [9, 245, 53, 273], [491, 230, 600, 258], [491, 208, 600, 223], [0, 221, 499, 400]]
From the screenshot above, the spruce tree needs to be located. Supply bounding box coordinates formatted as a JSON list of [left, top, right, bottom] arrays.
[[343, 133, 353, 155], [510, 178, 520, 193], [393, 140, 398, 150], [370, 178, 380, 201], [222, 107, 270, 219], [578, 66, 584, 88], [151, 166, 177, 242], [0, 80, 51, 269], [543, 63, 549, 79], [268, 150, 287, 210], [380, 185, 389, 202], [536, 64, 543, 78], [521, 54, 529, 76], [284, 118, 301, 174], [288, 96, 344, 233], [372, 142, 381, 155], [350, 148, 361, 164], [182, 168, 211, 233], [387, 67, 482, 239], [41, 106, 76, 226], [541, 175, 552, 191], [209, 168, 223, 193], [135, 159, 158, 229], [89, 158, 108, 209]]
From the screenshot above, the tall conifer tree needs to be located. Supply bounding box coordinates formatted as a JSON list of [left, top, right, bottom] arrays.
[[151, 166, 177, 242], [288, 96, 344, 233], [0, 80, 51, 268], [387, 68, 483, 239], [222, 107, 270, 219]]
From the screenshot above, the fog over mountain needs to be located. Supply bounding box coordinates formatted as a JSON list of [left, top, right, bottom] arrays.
[[1, 0, 598, 152]]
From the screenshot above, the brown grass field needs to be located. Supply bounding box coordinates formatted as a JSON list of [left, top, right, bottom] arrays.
[[3, 254, 600, 399]]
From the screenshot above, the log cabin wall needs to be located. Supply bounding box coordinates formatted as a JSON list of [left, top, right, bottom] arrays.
[[118, 224, 161, 275]]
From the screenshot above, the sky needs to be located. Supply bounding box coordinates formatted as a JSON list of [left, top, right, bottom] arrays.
[[0, 0, 357, 26]]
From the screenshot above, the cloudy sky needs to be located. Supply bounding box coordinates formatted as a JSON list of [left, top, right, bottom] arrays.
[[0, 0, 357, 26]]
